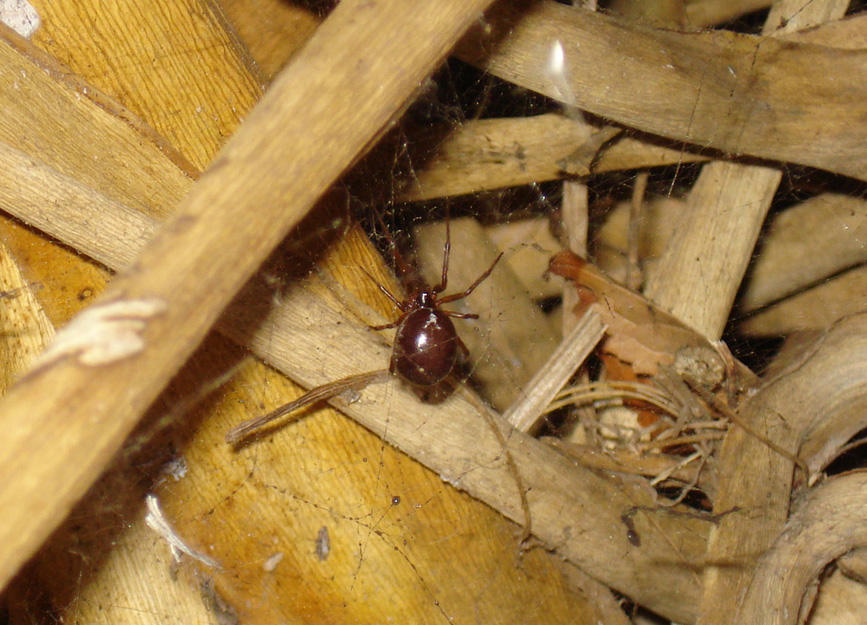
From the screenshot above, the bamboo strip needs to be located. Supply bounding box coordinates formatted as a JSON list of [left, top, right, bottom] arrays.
[[503, 310, 606, 433], [734, 472, 867, 625], [740, 193, 867, 311], [677, 3, 851, 623], [740, 267, 867, 336], [0, 0, 498, 589], [401, 114, 708, 201], [0, 141, 709, 624], [456, 0, 867, 180], [644, 161, 779, 338]]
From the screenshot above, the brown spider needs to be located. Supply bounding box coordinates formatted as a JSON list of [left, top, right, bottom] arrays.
[[371, 219, 501, 390], [226, 219, 500, 443], [225, 220, 531, 544]]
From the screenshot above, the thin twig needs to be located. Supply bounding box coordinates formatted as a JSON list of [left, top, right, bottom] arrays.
[[687, 380, 809, 475], [625, 171, 648, 290], [637, 433, 725, 451], [653, 450, 709, 508], [549, 380, 684, 418], [226, 369, 391, 444], [546, 439, 715, 496], [503, 309, 606, 432]]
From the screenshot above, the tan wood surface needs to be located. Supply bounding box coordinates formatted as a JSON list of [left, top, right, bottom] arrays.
[[645, 3, 852, 625], [2, 0, 867, 622], [0, 0, 503, 600], [0, 140, 712, 621], [0, 0, 612, 623], [455, 0, 867, 181], [735, 472, 867, 625]]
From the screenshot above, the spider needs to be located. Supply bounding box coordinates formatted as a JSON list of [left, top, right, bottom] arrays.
[[225, 218, 501, 443], [371, 219, 502, 391], [226, 220, 531, 543]]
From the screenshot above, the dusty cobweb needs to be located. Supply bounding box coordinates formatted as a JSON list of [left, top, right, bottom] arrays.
[[8, 1, 867, 624]]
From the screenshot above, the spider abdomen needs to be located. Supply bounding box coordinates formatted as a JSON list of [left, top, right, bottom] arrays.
[[392, 307, 461, 387]]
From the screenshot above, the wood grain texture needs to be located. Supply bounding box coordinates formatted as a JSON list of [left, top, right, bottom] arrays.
[[456, 0, 867, 181], [219, 0, 320, 79], [698, 308, 867, 625], [29, 0, 264, 170], [0, 57, 713, 622], [1, 133, 711, 619], [734, 472, 867, 625], [401, 114, 708, 201], [0, 24, 196, 219], [203, 3, 716, 204], [740, 266, 867, 335], [1, 1, 620, 622], [600, 189, 867, 334], [229, 276, 710, 622], [810, 569, 867, 625], [0, 242, 54, 394], [644, 0, 847, 338], [2, 0, 861, 621], [503, 309, 606, 433], [0, 7, 610, 622], [788, 315, 867, 476], [674, 3, 851, 624], [0, 0, 499, 592], [644, 160, 779, 338], [2, 151, 712, 620]]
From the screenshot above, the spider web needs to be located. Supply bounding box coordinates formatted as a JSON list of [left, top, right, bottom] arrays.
[[5, 0, 867, 624]]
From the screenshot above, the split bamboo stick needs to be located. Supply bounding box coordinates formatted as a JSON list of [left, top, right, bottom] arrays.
[[455, 0, 867, 181], [0, 0, 497, 589]]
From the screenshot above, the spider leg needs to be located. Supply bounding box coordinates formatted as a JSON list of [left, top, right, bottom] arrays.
[[226, 370, 391, 444], [359, 266, 407, 311], [437, 251, 503, 306], [376, 282, 407, 310], [432, 212, 451, 295], [359, 261, 409, 331], [370, 318, 402, 331]]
